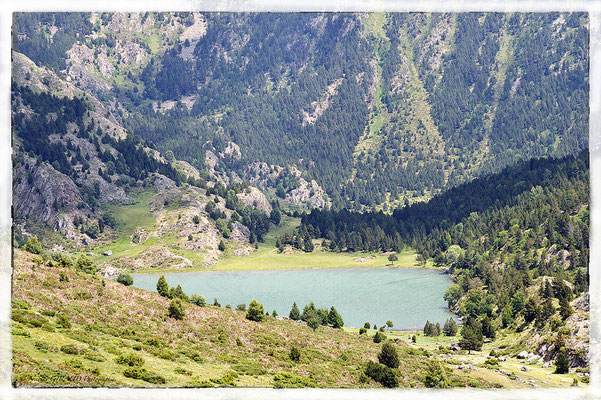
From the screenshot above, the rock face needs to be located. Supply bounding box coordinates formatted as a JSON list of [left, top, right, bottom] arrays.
[[237, 186, 272, 215], [14, 160, 82, 226], [153, 174, 177, 194], [244, 162, 329, 209]]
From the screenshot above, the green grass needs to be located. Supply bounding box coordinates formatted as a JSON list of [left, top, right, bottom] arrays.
[[88, 195, 424, 273], [89, 191, 157, 263], [139, 215, 423, 273], [145, 34, 162, 54]]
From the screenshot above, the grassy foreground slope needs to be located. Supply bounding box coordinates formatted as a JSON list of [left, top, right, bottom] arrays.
[[12, 249, 502, 388]]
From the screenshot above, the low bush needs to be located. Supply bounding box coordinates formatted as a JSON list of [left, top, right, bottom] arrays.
[[232, 360, 267, 376], [190, 294, 206, 307], [365, 361, 398, 388], [123, 367, 166, 384], [13, 327, 30, 337], [40, 309, 56, 317], [12, 310, 48, 328], [174, 367, 192, 376], [273, 372, 312, 388], [116, 272, 133, 286], [11, 299, 31, 310], [115, 353, 145, 367], [373, 332, 387, 343], [34, 341, 50, 352], [56, 314, 71, 329], [289, 346, 301, 362], [60, 344, 79, 355]]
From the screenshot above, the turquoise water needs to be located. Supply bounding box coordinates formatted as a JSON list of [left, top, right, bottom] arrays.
[[132, 267, 455, 330]]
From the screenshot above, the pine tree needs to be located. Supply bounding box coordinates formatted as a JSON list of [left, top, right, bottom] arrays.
[[289, 302, 301, 320], [246, 299, 265, 322], [443, 318, 457, 336], [459, 318, 483, 354], [156, 275, 169, 297], [559, 297, 573, 320], [378, 342, 399, 368], [327, 306, 344, 328], [168, 298, 185, 320], [555, 350, 569, 374]]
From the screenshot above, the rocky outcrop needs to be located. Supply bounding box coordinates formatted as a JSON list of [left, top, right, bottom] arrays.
[[244, 162, 328, 209], [153, 174, 177, 194], [101, 245, 192, 271], [237, 186, 272, 215]]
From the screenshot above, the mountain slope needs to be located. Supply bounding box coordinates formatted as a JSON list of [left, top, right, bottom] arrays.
[[11, 51, 277, 271], [13, 12, 587, 210]]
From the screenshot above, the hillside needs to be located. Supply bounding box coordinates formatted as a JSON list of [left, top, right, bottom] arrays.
[[300, 151, 589, 367], [12, 249, 511, 388], [13, 12, 588, 210], [11, 50, 285, 270]]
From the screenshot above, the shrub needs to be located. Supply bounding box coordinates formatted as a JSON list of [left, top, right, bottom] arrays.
[[115, 353, 145, 367], [34, 341, 50, 352], [359, 327, 367, 335], [307, 316, 320, 331], [168, 298, 185, 320], [273, 372, 311, 388], [11, 299, 31, 309], [23, 236, 43, 254], [424, 362, 449, 388], [365, 361, 398, 388], [245, 299, 265, 322], [364, 322, 371, 329], [175, 367, 192, 376], [116, 272, 133, 286], [373, 332, 387, 343], [378, 342, 399, 368], [59, 272, 69, 282], [123, 367, 166, 384], [289, 346, 301, 362], [236, 304, 247, 311], [12, 310, 47, 328], [190, 294, 206, 306], [75, 255, 96, 274], [186, 350, 203, 363], [60, 344, 79, 355]]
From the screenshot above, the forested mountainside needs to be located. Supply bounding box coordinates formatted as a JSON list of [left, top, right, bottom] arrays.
[[11, 50, 280, 260], [298, 151, 589, 366], [13, 12, 588, 210]]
